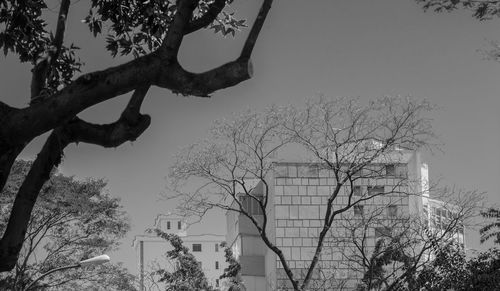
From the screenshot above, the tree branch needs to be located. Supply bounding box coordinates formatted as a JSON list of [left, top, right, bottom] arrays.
[[159, 0, 198, 58], [157, 59, 252, 97], [30, 0, 71, 99], [240, 0, 273, 60], [3, 0, 275, 148], [184, 0, 227, 35], [0, 88, 150, 272]]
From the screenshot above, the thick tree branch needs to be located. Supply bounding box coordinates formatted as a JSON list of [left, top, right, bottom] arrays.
[[0, 89, 150, 272], [121, 85, 149, 124], [30, 0, 71, 99], [157, 59, 252, 97], [0, 0, 275, 275], [184, 0, 227, 35], [50, 0, 71, 63], [2, 53, 160, 147], [65, 116, 151, 149], [159, 0, 198, 58], [0, 126, 70, 272], [3, 0, 274, 148], [240, 0, 273, 60], [0, 145, 23, 198]]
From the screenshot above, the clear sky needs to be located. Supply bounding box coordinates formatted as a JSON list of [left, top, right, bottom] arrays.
[[3, 0, 500, 274]]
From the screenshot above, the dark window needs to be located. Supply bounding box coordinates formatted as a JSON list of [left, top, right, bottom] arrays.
[[215, 261, 219, 269], [166, 221, 171, 230], [387, 205, 397, 217], [193, 244, 202, 252], [178, 221, 182, 230], [354, 205, 364, 216], [215, 243, 219, 252], [239, 195, 264, 215], [385, 164, 396, 176], [352, 186, 362, 196], [368, 186, 384, 196]]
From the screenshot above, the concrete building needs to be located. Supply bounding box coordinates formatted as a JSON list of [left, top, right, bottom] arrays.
[[225, 147, 465, 290], [133, 214, 227, 290]]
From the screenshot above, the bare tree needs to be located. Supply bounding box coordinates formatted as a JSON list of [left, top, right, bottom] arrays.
[[0, 0, 274, 271], [169, 96, 437, 291]]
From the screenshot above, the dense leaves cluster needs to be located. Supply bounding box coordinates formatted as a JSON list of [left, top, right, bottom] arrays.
[[481, 208, 500, 244], [358, 240, 500, 291], [85, 0, 246, 58], [0, 160, 135, 290], [219, 241, 243, 291], [416, 244, 500, 291], [0, 0, 82, 94], [151, 229, 215, 291]]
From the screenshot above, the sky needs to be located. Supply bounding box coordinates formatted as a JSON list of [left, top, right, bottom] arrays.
[[2, 0, 500, 274]]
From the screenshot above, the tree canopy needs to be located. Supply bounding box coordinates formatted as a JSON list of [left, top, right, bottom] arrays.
[[0, 0, 273, 271], [0, 160, 136, 290]]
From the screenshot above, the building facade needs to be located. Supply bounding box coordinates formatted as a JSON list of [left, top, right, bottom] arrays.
[[133, 214, 227, 290], [226, 149, 464, 290]]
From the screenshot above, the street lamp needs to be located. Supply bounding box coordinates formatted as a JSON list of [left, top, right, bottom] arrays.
[[24, 254, 110, 291]]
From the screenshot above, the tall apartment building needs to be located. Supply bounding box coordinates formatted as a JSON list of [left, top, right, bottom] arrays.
[[225, 148, 464, 290], [133, 214, 227, 291]]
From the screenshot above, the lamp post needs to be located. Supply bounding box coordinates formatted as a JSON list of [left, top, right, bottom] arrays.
[[24, 254, 110, 291]]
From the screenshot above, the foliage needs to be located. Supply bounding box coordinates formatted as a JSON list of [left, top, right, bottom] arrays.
[[356, 241, 500, 291], [151, 229, 214, 291], [415, 244, 500, 291], [480, 208, 500, 244], [0, 0, 82, 94], [0, 160, 136, 290], [416, 0, 500, 20], [0, 0, 245, 92], [84, 0, 246, 58], [219, 241, 243, 291], [466, 248, 500, 290], [416, 0, 500, 60]]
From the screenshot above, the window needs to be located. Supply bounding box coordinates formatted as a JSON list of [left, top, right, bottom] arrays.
[[385, 164, 395, 176], [193, 244, 202, 252], [375, 227, 391, 239], [387, 205, 397, 217], [178, 221, 182, 230], [354, 205, 364, 216], [166, 221, 171, 230], [215, 243, 219, 252], [352, 186, 362, 196], [239, 195, 264, 215], [215, 261, 219, 269], [368, 186, 384, 196], [216, 279, 220, 287]]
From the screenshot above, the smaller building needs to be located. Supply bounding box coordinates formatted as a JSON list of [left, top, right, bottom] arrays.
[[133, 214, 227, 291]]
